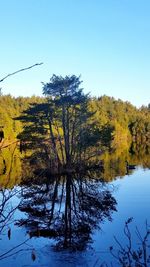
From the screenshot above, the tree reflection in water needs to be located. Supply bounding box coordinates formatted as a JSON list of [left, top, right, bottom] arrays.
[[17, 171, 117, 251]]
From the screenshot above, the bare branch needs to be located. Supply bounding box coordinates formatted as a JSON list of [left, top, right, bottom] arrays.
[[0, 63, 43, 83]]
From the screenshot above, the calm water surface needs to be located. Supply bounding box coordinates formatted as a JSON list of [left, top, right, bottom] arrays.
[[0, 162, 150, 267]]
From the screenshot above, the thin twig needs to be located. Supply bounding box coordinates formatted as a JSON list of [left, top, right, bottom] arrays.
[[0, 63, 43, 83]]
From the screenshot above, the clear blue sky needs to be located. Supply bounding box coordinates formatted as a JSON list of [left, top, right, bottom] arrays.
[[0, 0, 150, 107]]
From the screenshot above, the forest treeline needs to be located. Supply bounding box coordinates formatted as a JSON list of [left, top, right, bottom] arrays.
[[0, 75, 150, 175], [0, 92, 150, 149]]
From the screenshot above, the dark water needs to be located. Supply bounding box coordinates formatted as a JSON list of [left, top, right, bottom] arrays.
[[0, 145, 150, 267]]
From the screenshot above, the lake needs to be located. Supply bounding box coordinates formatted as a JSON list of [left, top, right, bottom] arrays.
[[0, 145, 150, 267]]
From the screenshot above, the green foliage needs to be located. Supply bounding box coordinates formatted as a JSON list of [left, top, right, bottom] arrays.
[[129, 115, 150, 145], [89, 95, 150, 151], [0, 83, 150, 171], [0, 95, 44, 141]]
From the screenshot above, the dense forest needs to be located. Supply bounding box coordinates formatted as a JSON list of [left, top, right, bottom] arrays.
[[0, 79, 150, 150], [0, 75, 150, 178]]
